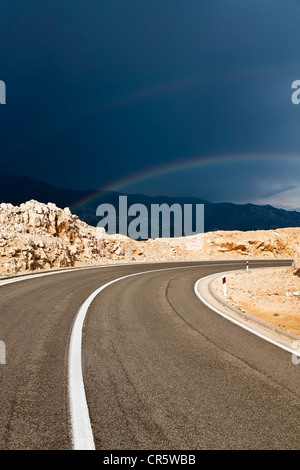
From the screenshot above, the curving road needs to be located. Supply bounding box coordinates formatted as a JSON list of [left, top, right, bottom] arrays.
[[0, 259, 299, 450]]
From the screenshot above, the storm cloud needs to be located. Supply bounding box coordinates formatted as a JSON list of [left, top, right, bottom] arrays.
[[0, 1, 300, 209]]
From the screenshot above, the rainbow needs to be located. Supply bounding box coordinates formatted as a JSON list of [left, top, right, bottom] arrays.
[[70, 152, 300, 210]]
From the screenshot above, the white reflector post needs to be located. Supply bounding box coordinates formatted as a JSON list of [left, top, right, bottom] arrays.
[[222, 275, 227, 296]]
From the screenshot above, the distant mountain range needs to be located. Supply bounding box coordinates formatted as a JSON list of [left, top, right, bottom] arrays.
[[1, 175, 300, 238]]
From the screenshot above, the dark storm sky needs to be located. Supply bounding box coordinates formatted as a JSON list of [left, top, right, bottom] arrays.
[[1, 0, 300, 209]]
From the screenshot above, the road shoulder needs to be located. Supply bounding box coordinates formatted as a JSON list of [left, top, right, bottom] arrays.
[[196, 270, 300, 355]]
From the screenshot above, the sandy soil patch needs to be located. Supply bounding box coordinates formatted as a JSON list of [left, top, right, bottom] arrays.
[[212, 266, 300, 337]]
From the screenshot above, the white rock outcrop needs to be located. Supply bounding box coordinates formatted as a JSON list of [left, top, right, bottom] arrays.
[[0, 200, 120, 275]]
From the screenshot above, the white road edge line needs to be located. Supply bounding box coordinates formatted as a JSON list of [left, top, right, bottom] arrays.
[[0, 263, 133, 287], [194, 273, 300, 357], [68, 260, 291, 450]]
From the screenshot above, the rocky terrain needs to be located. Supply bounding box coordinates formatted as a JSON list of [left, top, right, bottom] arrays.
[[0, 200, 123, 276], [1, 199, 300, 278]]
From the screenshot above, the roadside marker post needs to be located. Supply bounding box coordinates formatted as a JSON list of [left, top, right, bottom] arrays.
[[222, 276, 227, 296], [246, 261, 249, 272]]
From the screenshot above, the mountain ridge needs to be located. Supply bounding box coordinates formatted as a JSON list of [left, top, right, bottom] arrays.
[[1, 175, 300, 236]]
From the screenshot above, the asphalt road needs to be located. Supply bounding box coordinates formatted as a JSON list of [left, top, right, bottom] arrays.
[[0, 259, 299, 450]]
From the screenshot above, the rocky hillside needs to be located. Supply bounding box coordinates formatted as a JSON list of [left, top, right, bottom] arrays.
[[0, 200, 125, 276], [0, 200, 299, 277]]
